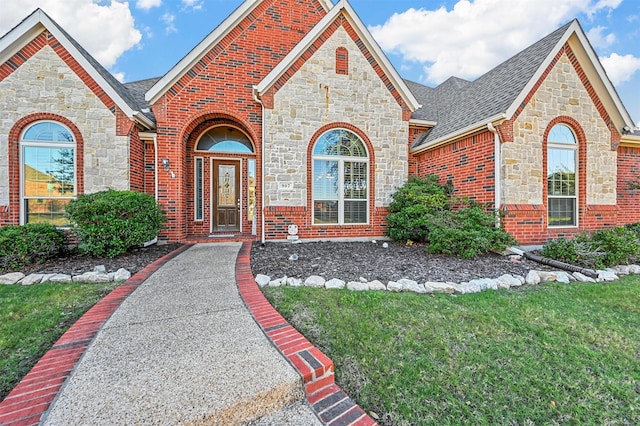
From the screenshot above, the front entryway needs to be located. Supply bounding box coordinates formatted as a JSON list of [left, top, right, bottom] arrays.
[[213, 160, 240, 232]]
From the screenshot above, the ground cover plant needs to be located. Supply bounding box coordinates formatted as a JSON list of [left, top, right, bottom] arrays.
[[0, 281, 118, 400], [264, 277, 640, 425], [0, 223, 65, 271]]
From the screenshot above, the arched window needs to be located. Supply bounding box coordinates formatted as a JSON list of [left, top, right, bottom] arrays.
[[547, 123, 577, 227], [20, 121, 76, 225], [195, 126, 254, 153], [312, 129, 368, 224]]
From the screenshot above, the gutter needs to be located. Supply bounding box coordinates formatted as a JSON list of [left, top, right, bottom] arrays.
[[252, 86, 266, 244], [410, 113, 507, 155]]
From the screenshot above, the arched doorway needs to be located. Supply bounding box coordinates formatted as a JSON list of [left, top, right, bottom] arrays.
[[193, 125, 256, 234]]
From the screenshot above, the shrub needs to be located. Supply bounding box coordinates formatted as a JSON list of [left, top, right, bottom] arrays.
[[386, 176, 516, 258], [427, 206, 516, 258], [66, 189, 165, 257], [541, 227, 639, 269], [0, 223, 65, 271]]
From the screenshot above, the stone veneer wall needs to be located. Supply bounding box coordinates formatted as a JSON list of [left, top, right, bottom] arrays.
[[264, 26, 408, 208], [0, 45, 129, 214], [502, 52, 616, 206]]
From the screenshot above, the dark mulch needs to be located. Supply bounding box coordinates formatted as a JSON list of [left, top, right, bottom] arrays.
[[5, 244, 183, 276], [250, 241, 539, 284]]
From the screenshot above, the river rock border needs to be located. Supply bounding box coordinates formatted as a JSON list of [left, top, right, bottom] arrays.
[[0, 266, 132, 286], [255, 264, 640, 295]]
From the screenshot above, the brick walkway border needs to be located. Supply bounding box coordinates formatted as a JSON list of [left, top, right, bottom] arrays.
[[235, 242, 377, 426], [0, 244, 192, 426]]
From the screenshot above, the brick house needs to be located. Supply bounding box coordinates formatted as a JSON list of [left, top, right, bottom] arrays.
[[1, 0, 639, 245]]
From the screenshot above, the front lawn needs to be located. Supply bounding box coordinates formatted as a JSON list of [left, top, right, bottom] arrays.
[[265, 277, 640, 425], [0, 282, 118, 401]]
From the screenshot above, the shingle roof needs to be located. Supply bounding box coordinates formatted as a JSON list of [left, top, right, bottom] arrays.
[[123, 77, 162, 124], [409, 20, 573, 149]]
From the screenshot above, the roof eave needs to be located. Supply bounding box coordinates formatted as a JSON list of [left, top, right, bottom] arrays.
[[256, 0, 420, 112], [410, 113, 507, 154], [409, 118, 437, 128]]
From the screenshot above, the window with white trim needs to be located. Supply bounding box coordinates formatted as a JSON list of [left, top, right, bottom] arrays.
[[312, 129, 368, 225], [547, 124, 577, 227], [20, 121, 76, 225]]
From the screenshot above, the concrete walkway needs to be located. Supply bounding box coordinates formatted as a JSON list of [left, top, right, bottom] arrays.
[[41, 243, 320, 425], [0, 242, 375, 425]]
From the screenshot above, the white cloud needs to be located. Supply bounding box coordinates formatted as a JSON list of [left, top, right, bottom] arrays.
[[600, 53, 640, 85], [0, 0, 141, 69], [136, 0, 161, 11], [161, 13, 177, 34], [369, 0, 623, 85], [112, 71, 126, 83], [587, 26, 616, 49], [182, 0, 204, 11]]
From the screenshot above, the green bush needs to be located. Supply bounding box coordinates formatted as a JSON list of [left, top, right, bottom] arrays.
[[386, 175, 452, 243], [427, 206, 516, 258], [386, 176, 516, 258], [541, 227, 639, 269], [66, 190, 165, 257], [0, 223, 65, 271]]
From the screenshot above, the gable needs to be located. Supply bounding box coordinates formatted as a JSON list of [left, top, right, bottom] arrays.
[[255, 1, 419, 118], [146, 0, 332, 105]]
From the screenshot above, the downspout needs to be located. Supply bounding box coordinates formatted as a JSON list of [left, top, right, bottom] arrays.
[[153, 134, 159, 202], [252, 86, 266, 244], [487, 122, 501, 223]]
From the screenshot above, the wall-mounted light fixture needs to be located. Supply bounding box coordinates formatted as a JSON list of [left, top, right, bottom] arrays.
[[622, 126, 632, 135], [161, 158, 170, 171]]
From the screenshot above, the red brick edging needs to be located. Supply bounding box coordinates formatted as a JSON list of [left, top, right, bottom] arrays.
[[235, 242, 377, 426], [0, 244, 192, 426]]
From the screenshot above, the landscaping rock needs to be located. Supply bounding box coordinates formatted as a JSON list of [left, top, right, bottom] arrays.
[[525, 271, 540, 285], [469, 278, 497, 291], [49, 274, 72, 283], [255, 274, 271, 288], [397, 278, 418, 290], [387, 281, 403, 292], [629, 265, 640, 274], [94, 265, 106, 273], [21, 274, 44, 286], [325, 278, 346, 290], [0, 272, 25, 285], [536, 271, 558, 282], [368, 280, 386, 291], [286, 277, 303, 287], [114, 268, 131, 281], [456, 282, 481, 294], [496, 274, 521, 289], [426, 281, 456, 294], [268, 277, 286, 287], [73, 272, 110, 283], [597, 269, 618, 282], [347, 281, 369, 291], [572, 272, 596, 283], [40, 274, 56, 284], [555, 271, 572, 284], [304, 275, 325, 288]]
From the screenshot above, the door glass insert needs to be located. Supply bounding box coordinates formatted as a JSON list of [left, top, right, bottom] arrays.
[[218, 165, 236, 207]]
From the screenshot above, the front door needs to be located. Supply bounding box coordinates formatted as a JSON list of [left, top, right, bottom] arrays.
[[213, 160, 240, 232]]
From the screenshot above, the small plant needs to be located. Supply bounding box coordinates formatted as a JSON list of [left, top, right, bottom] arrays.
[[0, 223, 65, 271], [66, 189, 165, 257]]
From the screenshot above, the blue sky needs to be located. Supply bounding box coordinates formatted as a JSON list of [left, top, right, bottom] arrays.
[[2, 0, 639, 125]]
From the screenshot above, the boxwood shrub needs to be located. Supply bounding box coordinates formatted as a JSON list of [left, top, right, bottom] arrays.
[[66, 189, 165, 257], [0, 223, 65, 271]]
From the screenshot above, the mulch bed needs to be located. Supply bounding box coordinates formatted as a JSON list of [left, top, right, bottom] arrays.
[[250, 241, 539, 284]]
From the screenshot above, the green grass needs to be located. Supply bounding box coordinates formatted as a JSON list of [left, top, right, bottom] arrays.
[[264, 277, 640, 425], [0, 282, 118, 401]]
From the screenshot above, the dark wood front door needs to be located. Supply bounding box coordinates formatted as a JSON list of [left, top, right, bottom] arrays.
[[213, 160, 240, 232]]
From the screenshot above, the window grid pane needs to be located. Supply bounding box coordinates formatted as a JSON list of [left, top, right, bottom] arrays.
[[548, 197, 576, 227], [344, 161, 367, 200], [314, 201, 338, 224], [344, 200, 367, 224], [24, 198, 72, 226]]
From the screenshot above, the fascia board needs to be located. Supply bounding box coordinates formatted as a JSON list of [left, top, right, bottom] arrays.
[[256, 0, 421, 112], [145, 0, 261, 103], [410, 113, 506, 154], [409, 119, 437, 127]]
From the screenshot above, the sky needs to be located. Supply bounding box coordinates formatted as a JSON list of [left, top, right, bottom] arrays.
[[1, 0, 639, 127]]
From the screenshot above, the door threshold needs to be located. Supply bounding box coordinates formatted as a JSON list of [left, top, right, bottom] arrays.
[[209, 233, 236, 238]]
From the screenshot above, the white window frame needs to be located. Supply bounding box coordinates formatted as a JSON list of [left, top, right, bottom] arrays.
[[547, 125, 578, 228], [19, 121, 76, 226], [312, 129, 369, 226]]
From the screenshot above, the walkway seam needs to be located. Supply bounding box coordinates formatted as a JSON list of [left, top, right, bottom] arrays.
[[0, 244, 193, 426], [235, 242, 378, 426]]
